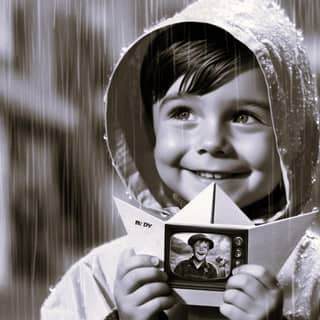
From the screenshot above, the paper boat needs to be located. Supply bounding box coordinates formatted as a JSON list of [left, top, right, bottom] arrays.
[[114, 183, 316, 306]]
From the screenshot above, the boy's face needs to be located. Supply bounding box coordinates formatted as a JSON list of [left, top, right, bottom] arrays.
[[192, 240, 210, 262], [152, 68, 282, 208]]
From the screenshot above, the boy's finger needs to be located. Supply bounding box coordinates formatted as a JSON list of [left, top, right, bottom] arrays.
[[226, 273, 266, 299], [232, 264, 279, 290], [220, 302, 249, 320], [117, 250, 161, 280], [116, 248, 135, 279], [140, 294, 177, 315], [131, 282, 172, 306], [122, 267, 168, 293], [223, 289, 255, 313]]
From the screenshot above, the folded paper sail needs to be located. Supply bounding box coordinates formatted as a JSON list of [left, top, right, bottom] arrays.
[[114, 183, 317, 306]]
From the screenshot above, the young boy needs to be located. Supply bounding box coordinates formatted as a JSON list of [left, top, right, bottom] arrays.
[[113, 22, 285, 320], [41, 1, 320, 319]]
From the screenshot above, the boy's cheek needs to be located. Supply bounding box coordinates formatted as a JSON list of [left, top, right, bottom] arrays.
[[234, 131, 276, 159], [153, 129, 189, 164]]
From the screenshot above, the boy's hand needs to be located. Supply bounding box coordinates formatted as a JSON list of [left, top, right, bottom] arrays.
[[114, 249, 176, 320], [220, 264, 283, 320]]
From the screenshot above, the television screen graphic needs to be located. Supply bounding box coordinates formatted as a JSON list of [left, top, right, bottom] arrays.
[[165, 224, 248, 291], [169, 232, 232, 281]]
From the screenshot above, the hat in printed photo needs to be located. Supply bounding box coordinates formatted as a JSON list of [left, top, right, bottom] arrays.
[[188, 234, 214, 249]]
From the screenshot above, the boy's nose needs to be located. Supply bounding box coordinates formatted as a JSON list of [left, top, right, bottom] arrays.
[[197, 122, 231, 156]]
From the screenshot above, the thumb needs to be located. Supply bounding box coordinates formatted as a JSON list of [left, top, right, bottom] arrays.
[[121, 247, 136, 259], [116, 248, 136, 279]]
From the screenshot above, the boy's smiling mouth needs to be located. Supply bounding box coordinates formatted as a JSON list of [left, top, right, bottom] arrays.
[[195, 251, 207, 261], [192, 170, 250, 180]]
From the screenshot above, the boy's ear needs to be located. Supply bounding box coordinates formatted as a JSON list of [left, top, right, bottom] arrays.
[[168, 183, 254, 226]]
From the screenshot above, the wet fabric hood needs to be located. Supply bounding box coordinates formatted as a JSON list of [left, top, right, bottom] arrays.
[[104, 0, 319, 221]]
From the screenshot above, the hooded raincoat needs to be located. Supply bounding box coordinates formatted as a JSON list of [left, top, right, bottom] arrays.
[[41, 0, 320, 319]]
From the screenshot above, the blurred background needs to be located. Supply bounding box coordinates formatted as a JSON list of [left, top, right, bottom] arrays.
[[0, 0, 319, 319]]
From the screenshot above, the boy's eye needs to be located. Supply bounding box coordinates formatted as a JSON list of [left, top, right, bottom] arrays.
[[233, 112, 259, 124], [169, 107, 194, 121]]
